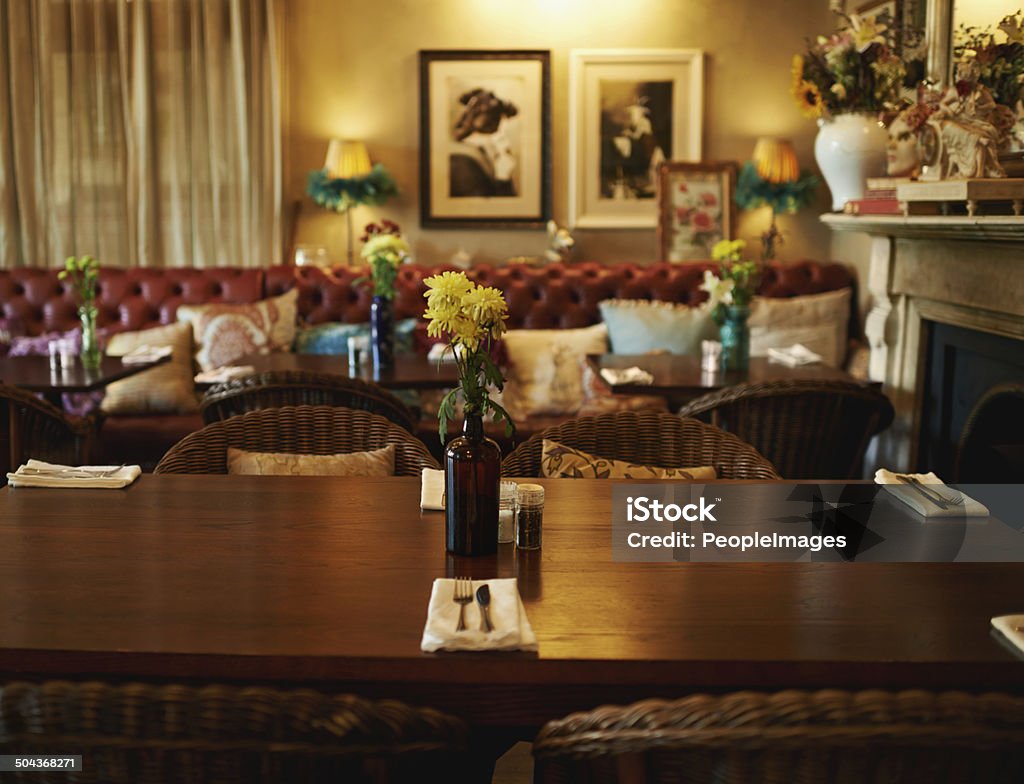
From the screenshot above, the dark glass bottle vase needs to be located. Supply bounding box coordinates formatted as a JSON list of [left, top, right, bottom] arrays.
[[370, 295, 394, 370], [445, 414, 501, 556]]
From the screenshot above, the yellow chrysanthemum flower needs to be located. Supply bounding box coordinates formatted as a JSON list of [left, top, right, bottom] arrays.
[[462, 286, 508, 333], [711, 238, 747, 263], [792, 79, 824, 119]]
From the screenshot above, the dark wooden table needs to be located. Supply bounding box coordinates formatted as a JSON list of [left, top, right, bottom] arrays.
[[0, 476, 1021, 730], [588, 354, 865, 408], [233, 352, 461, 391], [0, 354, 170, 407]]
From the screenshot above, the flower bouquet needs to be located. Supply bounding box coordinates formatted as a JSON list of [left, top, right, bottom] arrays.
[[359, 220, 409, 369], [791, 12, 905, 119], [700, 240, 761, 372], [57, 255, 102, 369]]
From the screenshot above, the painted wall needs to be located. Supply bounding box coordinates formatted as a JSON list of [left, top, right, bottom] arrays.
[[284, 0, 839, 271]]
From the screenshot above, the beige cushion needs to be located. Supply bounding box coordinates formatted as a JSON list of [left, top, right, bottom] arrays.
[[748, 287, 851, 367], [540, 439, 717, 480], [101, 322, 199, 415], [226, 444, 395, 477], [177, 289, 298, 371], [502, 323, 609, 418]]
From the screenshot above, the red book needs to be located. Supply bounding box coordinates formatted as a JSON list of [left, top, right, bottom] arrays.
[[843, 198, 903, 215]]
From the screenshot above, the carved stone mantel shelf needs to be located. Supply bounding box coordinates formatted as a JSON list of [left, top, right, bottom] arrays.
[[821, 212, 1024, 242], [822, 212, 1024, 472]]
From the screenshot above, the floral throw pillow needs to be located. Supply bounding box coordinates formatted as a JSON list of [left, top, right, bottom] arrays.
[[540, 439, 717, 480], [226, 445, 395, 477], [177, 289, 298, 371]]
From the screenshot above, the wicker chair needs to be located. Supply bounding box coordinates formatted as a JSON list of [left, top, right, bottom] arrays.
[[954, 382, 1024, 482], [677, 379, 895, 480], [533, 690, 1024, 784], [0, 680, 469, 784], [0, 383, 96, 469], [154, 405, 439, 476], [200, 370, 418, 433], [500, 411, 780, 479]]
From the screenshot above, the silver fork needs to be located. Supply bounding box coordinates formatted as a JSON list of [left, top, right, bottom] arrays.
[[22, 464, 125, 479], [894, 474, 963, 509], [452, 577, 473, 632]]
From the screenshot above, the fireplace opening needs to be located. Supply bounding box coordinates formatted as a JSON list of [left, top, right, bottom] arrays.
[[919, 321, 1024, 481]]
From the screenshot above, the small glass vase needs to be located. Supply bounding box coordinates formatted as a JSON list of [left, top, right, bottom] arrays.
[[719, 304, 750, 372], [445, 413, 501, 557], [370, 295, 394, 371], [79, 308, 102, 370]]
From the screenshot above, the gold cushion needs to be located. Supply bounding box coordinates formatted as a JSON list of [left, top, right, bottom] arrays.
[[101, 322, 199, 415], [226, 444, 395, 477], [540, 438, 717, 480], [177, 289, 298, 371]]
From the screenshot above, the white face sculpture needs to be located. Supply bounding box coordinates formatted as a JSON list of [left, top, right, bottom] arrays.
[[886, 115, 921, 177]]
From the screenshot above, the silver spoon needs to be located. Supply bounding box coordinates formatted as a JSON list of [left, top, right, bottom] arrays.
[[476, 584, 494, 633]]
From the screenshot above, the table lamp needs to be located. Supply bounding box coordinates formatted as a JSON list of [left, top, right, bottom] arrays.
[[736, 137, 817, 261], [306, 138, 398, 265]]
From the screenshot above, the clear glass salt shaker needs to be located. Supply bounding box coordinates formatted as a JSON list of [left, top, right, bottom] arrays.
[[498, 480, 517, 544], [515, 483, 544, 550]]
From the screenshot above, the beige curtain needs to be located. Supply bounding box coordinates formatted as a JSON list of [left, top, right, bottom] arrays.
[[0, 0, 281, 269]]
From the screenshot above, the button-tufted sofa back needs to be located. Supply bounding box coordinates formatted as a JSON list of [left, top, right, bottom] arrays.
[[0, 260, 853, 336]]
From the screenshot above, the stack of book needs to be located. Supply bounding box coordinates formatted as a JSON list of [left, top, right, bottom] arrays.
[[842, 177, 914, 215]]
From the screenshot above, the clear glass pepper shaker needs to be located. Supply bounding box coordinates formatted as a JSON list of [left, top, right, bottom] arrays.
[[515, 483, 544, 550]]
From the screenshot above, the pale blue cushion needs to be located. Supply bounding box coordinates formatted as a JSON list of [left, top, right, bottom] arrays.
[[598, 299, 716, 355], [294, 318, 417, 355]]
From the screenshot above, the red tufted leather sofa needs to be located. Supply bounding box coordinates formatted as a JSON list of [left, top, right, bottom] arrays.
[[0, 260, 853, 467]]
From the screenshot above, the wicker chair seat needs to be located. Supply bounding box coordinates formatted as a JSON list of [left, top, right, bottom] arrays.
[[0, 383, 96, 471], [500, 411, 780, 479], [534, 689, 1024, 783], [155, 405, 439, 476]]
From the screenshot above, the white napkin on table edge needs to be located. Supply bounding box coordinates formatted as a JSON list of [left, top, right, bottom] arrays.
[[421, 468, 445, 511], [6, 459, 141, 489], [600, 366, 654, 386], [427, 343, 461, 362], [991, 615, 1024, 658], [119, 344, 173, 365], [194, 365, 256, 384], [874, 469, 989, 518], [420, 578, 538, 653], [767, 343, 822, 367]]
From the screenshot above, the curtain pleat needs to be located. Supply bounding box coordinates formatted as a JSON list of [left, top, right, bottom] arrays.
[[0, 0, 281, 269]]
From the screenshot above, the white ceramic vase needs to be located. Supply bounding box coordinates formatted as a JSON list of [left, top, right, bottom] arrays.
[[814, 113, 888, 211]]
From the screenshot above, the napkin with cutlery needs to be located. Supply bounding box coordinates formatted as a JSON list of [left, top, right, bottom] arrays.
[[767, 343, 822, 367], [194, 365, 256, 384], [991, 615, 1024, 658], [874, 469, 989, 518], [421, 578, 538, 652], [120, 344, 173, 365], [421, 468, 445, 511], [7, 459, 141, 489], [599, 366, 654, 386]]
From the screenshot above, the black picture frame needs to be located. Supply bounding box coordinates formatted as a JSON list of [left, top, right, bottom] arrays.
[[419, 50, 551, 229]]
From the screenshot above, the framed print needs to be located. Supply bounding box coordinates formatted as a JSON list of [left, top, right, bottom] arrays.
[[656, 161, 736, 262], [419, 50, 551, 229], [569, 48, 703, 229]]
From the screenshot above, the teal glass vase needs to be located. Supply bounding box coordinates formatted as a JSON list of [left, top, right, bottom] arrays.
[[719, 304, 750, 372]]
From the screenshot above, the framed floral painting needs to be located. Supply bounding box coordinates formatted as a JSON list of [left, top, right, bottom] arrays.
[[655, 161, 736, 262], [569, 49, 704, 229], [419, 49, 551, 229]]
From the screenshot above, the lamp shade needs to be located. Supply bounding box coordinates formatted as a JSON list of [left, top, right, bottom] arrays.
[[324, 139, 372, 179], [752, 138, 799, 184]]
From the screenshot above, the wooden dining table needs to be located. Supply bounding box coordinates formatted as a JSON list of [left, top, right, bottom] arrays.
[[0, 476, 1022, 733]]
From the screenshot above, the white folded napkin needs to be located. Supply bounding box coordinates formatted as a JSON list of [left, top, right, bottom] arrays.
[[120, 344, 173, 365], [767, 343, 822, 367], [874, 469, 989, 518], [421, 468, 445, 511], [427, 343, 460, 362], [600, 366, 655, 386], [194, 365, 256, 384], [420, 578, 538, 653], [992, 615, 1024, 658], [7, 459, 141, 489]]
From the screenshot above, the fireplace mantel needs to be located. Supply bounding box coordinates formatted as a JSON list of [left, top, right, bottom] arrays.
[[823, 213, 1024, 472], [822, 213, 1024, 242]]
